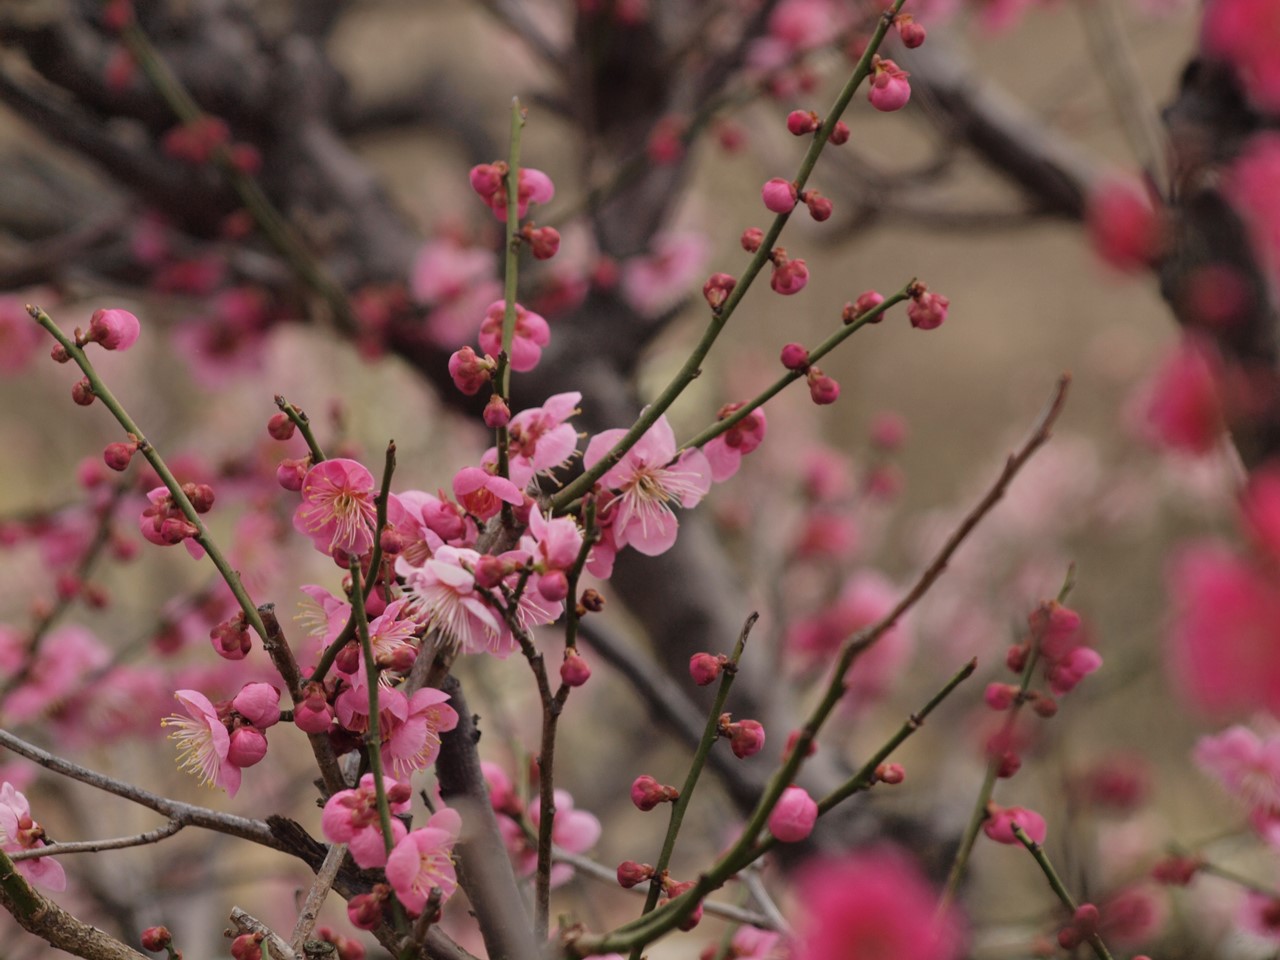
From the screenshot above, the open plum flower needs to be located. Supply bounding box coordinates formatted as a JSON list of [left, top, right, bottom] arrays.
[[0, 783, 65, 892], [386, 807, 463, 914], [583, 415, 712, 557], [161, 689, 240, 796], [293, 458, 383, 557]]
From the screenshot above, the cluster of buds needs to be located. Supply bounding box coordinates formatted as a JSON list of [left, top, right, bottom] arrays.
[[718, 714, 766, 758], [907, 282, 950, 330], [784, 110, 850, 146], [139, 482, 214, 548], [761, 179, 833, 224], [843, 290, 886, 324], [702, 273, 737, 311], [769, 247, 809, 296], [447, 346, 498, 397], [1056, 903, 1101, 951], [518, 222, 561, 260], [468, 162, 555, 221]]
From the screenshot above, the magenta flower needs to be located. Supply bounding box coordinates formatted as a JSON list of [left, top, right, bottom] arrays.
[[477, 300, 550, 372], [796, 848, 964, 960], [293, 458, 380, 557], [0, 783, 65, 892], [583, 416, 712, 557], [386, 808, 462, 913], [162, 689, 240, 796]]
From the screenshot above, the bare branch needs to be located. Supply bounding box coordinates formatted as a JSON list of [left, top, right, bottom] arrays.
[[9, 820, 183, 861], [290, 842, 346, 954], [230, 907, 297, 960]]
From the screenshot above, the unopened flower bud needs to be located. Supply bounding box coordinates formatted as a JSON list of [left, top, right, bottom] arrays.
[[786, 110, 820, 136], [779, 342, 811, 371], [473, 554, 507, 590], [87, 308, 141, 351], [526, 225, 561, 260], [828, 121, 850, 145], [140, 926, 172, 951], [847, 290, 885, 323], [702, 273, 737, 311], [689, 652, 723, 686], [724, 717, 766, 759], [276, 457, 309, 492], [769, 786, 818, 842], [561, 650, 591, 687], [1032, 694, 1059, 718], [876, 762, 906, 784], [103, 440, 138, 472], [538, 570, 569, 603], [631, 774, 679, 811], [803, 191, 833, 222], [1006, 642, 1029, 673], [908, 286, 949, 330], [72, 378, 96, 406], [807, 369, 840, 405], [335, 641, 361, 675], [50, 343, 70, 363], [783, 729, 817, 762], [227, 725, 268, 767], [868, 57, 911, 112], [483, 395, 511, 428], [617, 860, 654, 888], [761, 178, 798, 214], [770, 257, 809, 296], [347, 888, 387, 930], [448, 346, 495, 397], [740, 227, 765, 253], [896, 13, 926, 47], [186, 483, 215, 514], [996, 750, 1022, 779], [267, 412, 296, 441], [984, 683, 1019, 711], [231, 933, 263, 960], [580, 588, 605, 613]]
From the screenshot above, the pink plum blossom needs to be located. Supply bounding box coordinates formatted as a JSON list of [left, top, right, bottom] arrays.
[[452, 467, 524, 521], [1194, 725, 1280, 826], [583, 416, 712, 557], [704, 404, 767, 482], [0, 783, 65, 892], [619, 231, 712, 318], [162, 689, 240, 796], [1202, 0, 1280, 113], [400, 546, 507, 656], [795, 848, 964, 960], [5, 625, 109, 723], [293, 459, 380, 557], [492, 391, 582, 488], [322, 774, 412, 869], [478, 301, 550, 372], [382, 688, 459, 780], [1168, 542, 1280, 715], [528, 790, 602, 887], [386, 808, 462, 913], [469, 164, 555, 221]]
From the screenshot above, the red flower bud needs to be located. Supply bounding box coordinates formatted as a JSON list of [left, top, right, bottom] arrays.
[[267, 412, 296, 441]]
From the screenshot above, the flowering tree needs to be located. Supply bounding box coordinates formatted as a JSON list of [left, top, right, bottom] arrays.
[[0, 1, 1277, 959]]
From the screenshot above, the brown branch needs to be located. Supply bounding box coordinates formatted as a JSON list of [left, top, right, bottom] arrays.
[[230, 907, 297, 960], [0, 847, 147, 960], [9, 819, 183, 861], [289, 841, 346, 954]]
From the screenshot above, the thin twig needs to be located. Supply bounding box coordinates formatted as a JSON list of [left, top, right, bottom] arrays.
[[230, 907, 297, 960], [290, 841, 346, 953], [9, 820, 183, 861], [1012, 824, 1115, 960]]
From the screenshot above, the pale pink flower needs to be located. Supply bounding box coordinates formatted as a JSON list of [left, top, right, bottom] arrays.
[[298, 585, 351, 647], [5, 625, 109, 723], [411, 239, 495, 305], [619, 231, 712, 318], [795, 848, 964, 960], [162, 689, 240, 796], [1168, 542, 1280, 715], [493, 391, 582, 488], [386, 808, 462, 913], [0, 783, 65, 892], [293, 459, 380, 557], [1194, 725, 1280, 819], [322, 773, 412, 869], [399, 546, 506, 656], [583, 416, 712, 556], [0, 295, 47, 375], [478, 301, 550, 372], [766, 0, 842, 50], [1203, 0, 1280, 113], [529, 790, 602, 888]]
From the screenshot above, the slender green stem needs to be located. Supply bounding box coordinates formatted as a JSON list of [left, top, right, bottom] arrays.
[[561, 500, 598, 654], [274, 396, 327, 463], [494, 98, 526, 484], [549, 0, 909, 515], [29, 306, 269, 644], [1012, 824, 1115, 960], [348, 558, 396, 856], [679, 286, 911, 452], [630, 613, 758, 954], [939, 567, 1078, 910]]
